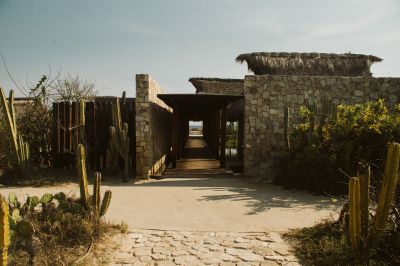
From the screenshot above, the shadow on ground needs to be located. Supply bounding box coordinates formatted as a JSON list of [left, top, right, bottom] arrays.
[[106, 177, 341, 216]]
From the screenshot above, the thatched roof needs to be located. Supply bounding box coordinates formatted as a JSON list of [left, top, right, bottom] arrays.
[[189, 78, 244, 95], [236, 52, 382, 77]]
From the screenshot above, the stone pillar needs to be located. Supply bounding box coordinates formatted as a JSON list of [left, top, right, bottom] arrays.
[[135, 74, 172, 179]]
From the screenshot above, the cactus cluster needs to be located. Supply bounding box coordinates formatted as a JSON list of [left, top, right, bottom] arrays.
[[347, 142, 400, 258], [0, 87, 30, 175], [77, 144, 112, 217], [106, 91, 131, 181]]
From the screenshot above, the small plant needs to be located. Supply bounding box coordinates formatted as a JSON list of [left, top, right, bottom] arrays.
[[0, 87, 30, 176]]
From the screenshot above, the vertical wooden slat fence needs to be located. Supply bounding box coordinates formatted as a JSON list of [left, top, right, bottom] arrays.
[[52, 98, 136, 176]]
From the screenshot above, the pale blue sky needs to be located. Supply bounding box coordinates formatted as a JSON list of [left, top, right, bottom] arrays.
[[1, 0, 399, 97]]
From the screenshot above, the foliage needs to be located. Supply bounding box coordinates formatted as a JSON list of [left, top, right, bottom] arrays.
[[6, 190, 118, 265], [51, 73, 96, 102], [278, 100, 400, 202], [18, 100, 52, 167], [284, 219, 400, 266], [0, 88, 30, 176]]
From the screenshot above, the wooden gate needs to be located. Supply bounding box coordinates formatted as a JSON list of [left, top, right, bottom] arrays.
[[52, 97, 136, 174]]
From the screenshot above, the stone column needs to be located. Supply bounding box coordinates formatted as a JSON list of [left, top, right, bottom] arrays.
[[135, 74, 172, 179]]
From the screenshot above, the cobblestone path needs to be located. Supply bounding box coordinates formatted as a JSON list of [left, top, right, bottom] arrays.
[[92, 229, 300, 266]]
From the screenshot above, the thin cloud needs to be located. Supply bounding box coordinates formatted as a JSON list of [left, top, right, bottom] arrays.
[[298, 6, 396, 42]]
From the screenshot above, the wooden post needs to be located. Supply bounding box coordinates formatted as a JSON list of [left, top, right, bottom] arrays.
[[220, 106, 227, 168], [238, 116, 244, 163], [215, 110, 220, 160], [172, 106, 178, 169], [177, 109, 182, 161]]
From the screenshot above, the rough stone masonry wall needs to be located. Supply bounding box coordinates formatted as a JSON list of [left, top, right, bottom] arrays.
[[243, 75, 400, 180], [135, 74, 172, 179]]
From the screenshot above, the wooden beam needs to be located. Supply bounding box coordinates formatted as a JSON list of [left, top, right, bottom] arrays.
[[220, 106, 227, 168], [215, 110, 220, 160]]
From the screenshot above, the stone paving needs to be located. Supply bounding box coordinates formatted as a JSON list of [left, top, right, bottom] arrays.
[[92, 229, 300, 266]]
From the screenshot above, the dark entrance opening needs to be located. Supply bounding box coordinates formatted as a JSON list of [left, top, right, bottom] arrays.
[[157, 94, 243, 172]]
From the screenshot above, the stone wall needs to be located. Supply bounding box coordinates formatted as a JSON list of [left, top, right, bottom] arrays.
[[135, 74, 172, 179], [243, 75, 400, 180]]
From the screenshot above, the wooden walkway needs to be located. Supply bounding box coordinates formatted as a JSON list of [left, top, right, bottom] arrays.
[[163, 136, 233, 177]]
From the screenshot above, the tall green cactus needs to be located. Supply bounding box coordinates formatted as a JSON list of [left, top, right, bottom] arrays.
[[77, 144, 89, 209], [106, 92, 131, 180], [99, 190, 112, 217], [0, 196, 9, 266], [357, 163, 370, 244], [347, 142, 400, 259], [349, 177, 361, 253], [371, 142, 400, 245], [0, 87, 30, 175], [92, 172, 112, 217], [78, 99, 85, 144], [93, 172, 101, 215]]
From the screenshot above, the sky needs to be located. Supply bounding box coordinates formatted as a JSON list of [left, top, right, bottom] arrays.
[[0, 0, 399, 97]]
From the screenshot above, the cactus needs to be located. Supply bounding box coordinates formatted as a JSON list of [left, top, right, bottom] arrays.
[[26, 196, 40, 210], [349, 177, 361, 253], [53, 192, 66, 202], [357, 163, 370, 244], [8, 193, 19, 209], [0, 87, 30, 175], [16, 220, 34, 239], [40, 193, 53, 204], [99, 190, 112, 217], [106, 127, 120, 174], [0, 196, 9, 266], [371, 142, 400, 245], [93, 172, 101, 214], [106, 93, 131, 180], [78, 99, 86, 144], [92, 172, 112, 217], [77, 144, 90, 209]]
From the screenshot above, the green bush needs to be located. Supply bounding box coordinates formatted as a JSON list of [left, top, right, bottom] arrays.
[[17, 101, 52, 168], [278, 100, 400, 203]]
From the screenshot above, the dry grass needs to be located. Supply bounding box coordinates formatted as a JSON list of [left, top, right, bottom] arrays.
[[284, 219, 400, 266], [236, 52, 382, 76]]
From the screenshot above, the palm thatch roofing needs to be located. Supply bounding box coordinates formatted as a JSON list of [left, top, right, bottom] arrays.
[[189, 78, 244, 95], [236, 52, 382, 77]]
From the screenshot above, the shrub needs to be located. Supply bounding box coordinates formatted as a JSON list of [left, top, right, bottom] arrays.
[[17, 100, 52, 168], [278, 100, 400, 207]]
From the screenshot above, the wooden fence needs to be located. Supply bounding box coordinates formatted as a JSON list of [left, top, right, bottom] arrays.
[[52, 97, 136, 174]]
